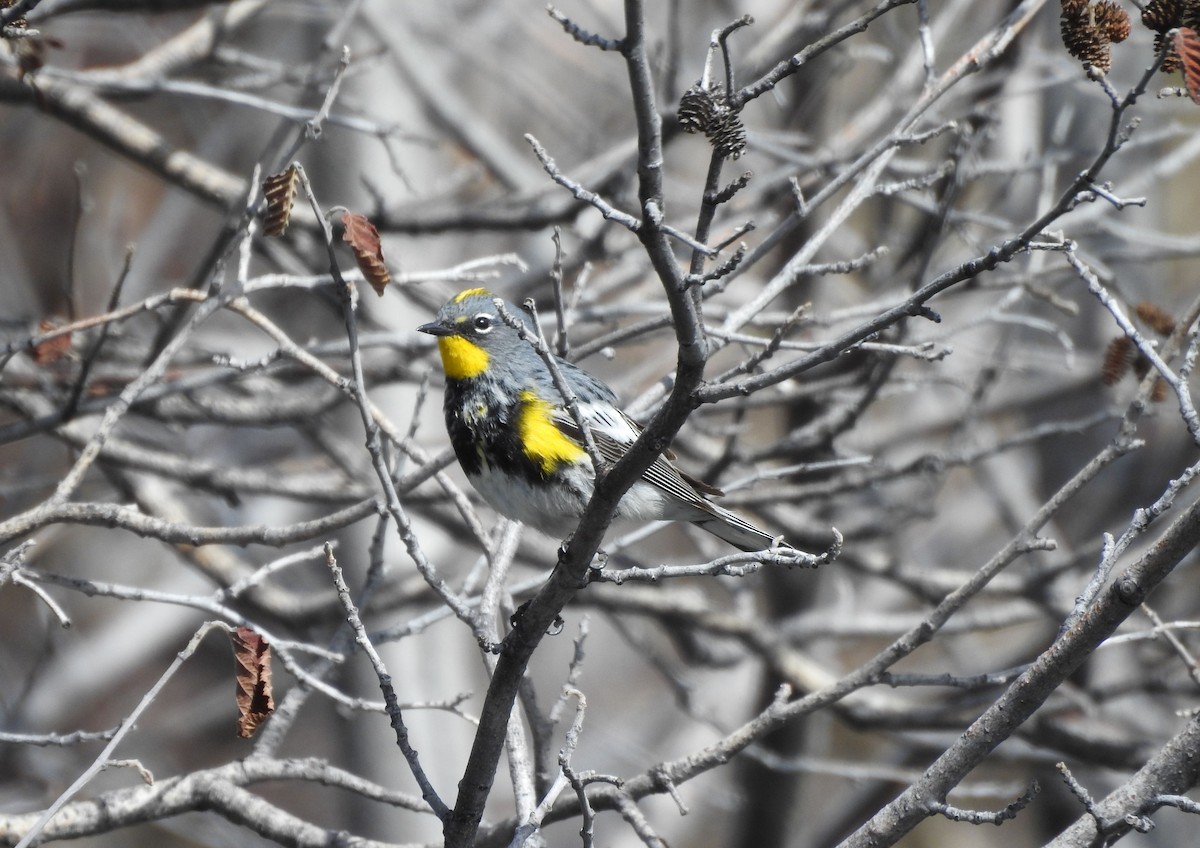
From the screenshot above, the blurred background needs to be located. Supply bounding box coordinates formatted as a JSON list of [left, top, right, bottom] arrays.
[[3, 0, 1200, 845]]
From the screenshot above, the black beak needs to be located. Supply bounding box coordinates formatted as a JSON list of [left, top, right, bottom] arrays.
[[418, 321, 455, 337]]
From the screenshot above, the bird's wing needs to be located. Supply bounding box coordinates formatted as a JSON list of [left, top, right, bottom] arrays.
[[550, 402, 725, 508]]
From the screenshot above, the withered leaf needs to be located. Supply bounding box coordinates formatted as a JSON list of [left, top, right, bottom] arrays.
[[32, 320, 72, 365], [341, 211, 392, 296], [230, 626, 274, 738], [261, 165, 300, 237], [1176, 27, 1200, 104]]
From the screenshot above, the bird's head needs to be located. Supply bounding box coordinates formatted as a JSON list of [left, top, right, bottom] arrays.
[[418, 288, 531, 380]]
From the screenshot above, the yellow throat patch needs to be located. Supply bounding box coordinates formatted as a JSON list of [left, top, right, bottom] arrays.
[[436, 335, 489, 380], [517, 390, 586, 475]]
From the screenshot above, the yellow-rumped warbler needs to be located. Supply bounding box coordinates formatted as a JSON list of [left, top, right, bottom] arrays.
[[419, 288, 785, 551]]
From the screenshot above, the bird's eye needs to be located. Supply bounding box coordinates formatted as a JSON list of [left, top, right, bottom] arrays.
[[473, 314, 493, 333]]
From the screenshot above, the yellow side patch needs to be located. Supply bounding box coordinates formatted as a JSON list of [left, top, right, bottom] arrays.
[[517, 390, 585, 475], [452, 287, 490, 303], [437, 336, 489, 380]]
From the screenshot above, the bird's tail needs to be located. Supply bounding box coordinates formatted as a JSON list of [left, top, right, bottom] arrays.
[[692, 503, 783, 552]]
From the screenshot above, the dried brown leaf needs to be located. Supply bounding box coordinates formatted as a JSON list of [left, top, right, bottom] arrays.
[[1175, 27, 1200, 103], [231, 626, 274, 738], [341, 211, 392, 296], [261, 165, 300, 237], [32, 320, 72, 365]]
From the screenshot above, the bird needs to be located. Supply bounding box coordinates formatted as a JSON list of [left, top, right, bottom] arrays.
[[418, 288, 787, 552]]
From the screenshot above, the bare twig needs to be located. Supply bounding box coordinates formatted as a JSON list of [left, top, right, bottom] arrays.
[[324, 543, 450, 820], [13, 621, 232, 848], [928, 781, 1039, 826]]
